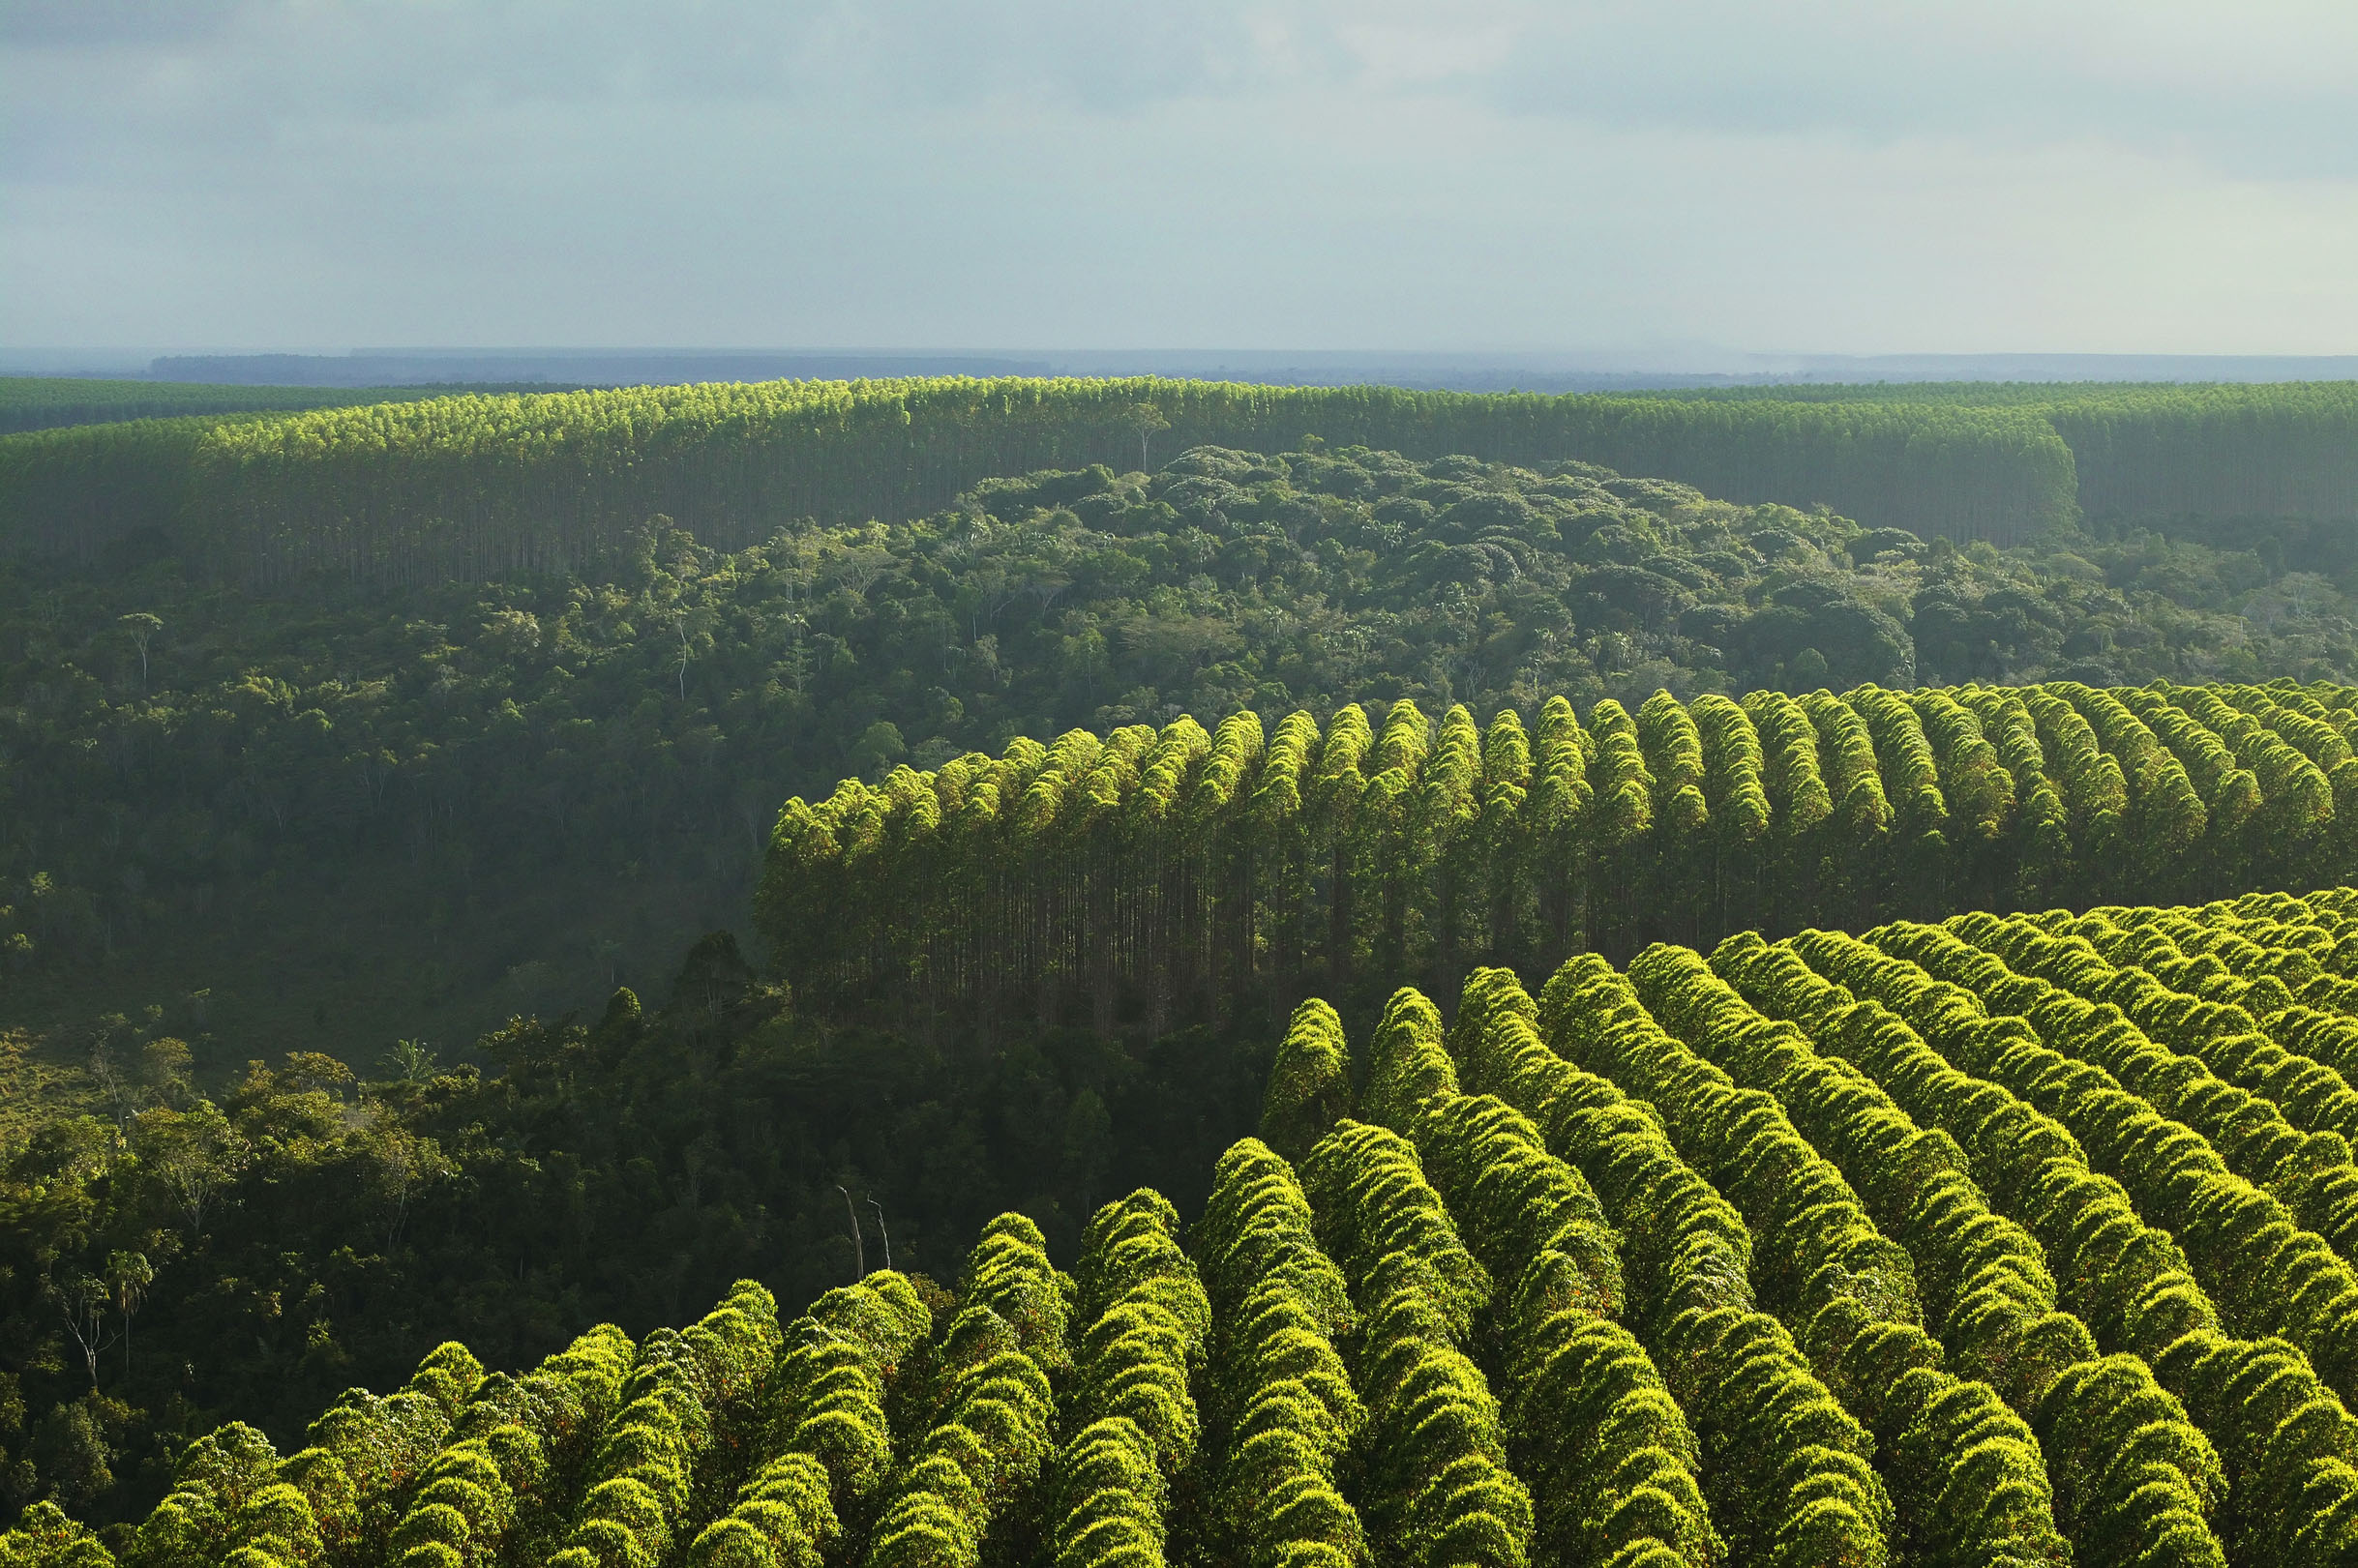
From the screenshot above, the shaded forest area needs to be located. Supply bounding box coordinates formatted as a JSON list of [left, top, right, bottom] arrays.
[[9, 441, 2358, 1080], [0, 926, 1277, 1530]]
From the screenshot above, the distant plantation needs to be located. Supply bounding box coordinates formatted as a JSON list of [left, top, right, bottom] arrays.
[[0, 376, 555, 434], [6, 375, 2355, 582], [760, 678, 2358, 1026]]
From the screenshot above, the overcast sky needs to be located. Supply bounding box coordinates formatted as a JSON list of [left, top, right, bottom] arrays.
[[6, 0, 2356, 354]]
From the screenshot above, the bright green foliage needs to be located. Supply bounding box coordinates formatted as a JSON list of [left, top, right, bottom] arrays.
[[1048, 1421, 1161, 1568], [2038, 905, 2358, 1108], [1067, 1192, 1208, 1471], [863, 1217, 1068, 1568], [2062, 686, 2206, 876], [1793, 928, 2358, 1566], [388, 1322, 634, 1568], [1912, 691, 2012, 843], [1192, 1139, 1368, 1568], [548, 1281, 782, 1568], [1648, 944, 2066, 1394], [21, 377, 2358, 581], [1869, 920, 2358, 1397], [1411, 706, 1484, 979], [1298, 1124, 1492, 1347], [1746, 691, 1836, 836], [0, 376, 2103, 577], [1411, 980, 1716, 1568], [1297, 1122, 1532, 1568], [0, 1501, 116, 1568], [690, 1271, 932, 1568], [762, 682, 2358, 1019], [121, 1423, 284, 1568], [116, 1343, 485, 1568], [1950, 908, 2358, 1257], [1636, 690, 1709, 837], [1559, 954, 1928, 1398], [1358, 988, 1456, 1135], [1801, 690, 1895, 839], [1698, 935, 2228, 1568], [1587, 699, 1656, 850], [1487, 965, 1895, 1567], [1692, 693, 1770, 843], [1612, 947, 2070, 1568], [1261, 1000, 1354, 1164], [265, 1342, 489, 1568], [1052, 1191, 1209, 1568]]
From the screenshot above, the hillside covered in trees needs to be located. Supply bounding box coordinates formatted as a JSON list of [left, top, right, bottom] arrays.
[[6, 377, 2356, 582], [19, 882, 2358, 1564], [0, 934, 1273, 1536], [9, 440, 2358, 1079], [7, 371, 2358, 1557]]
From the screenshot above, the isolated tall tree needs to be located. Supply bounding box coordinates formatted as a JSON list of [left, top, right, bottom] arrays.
[[118, 611, 161, 691], [1125, 401, 1171, 469]]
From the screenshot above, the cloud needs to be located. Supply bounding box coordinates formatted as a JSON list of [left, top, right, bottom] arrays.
[[3, 0, 2354, 350]]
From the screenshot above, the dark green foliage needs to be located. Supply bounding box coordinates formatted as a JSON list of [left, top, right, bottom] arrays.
[[0, 971, 1267, 1533], [0, 380, 568, 437], [13, 428, 2358, 1069]]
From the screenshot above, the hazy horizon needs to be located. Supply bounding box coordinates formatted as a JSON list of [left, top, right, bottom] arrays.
[[14, 346, 2358, 395]]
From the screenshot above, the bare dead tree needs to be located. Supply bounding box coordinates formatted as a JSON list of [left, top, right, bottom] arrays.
[[837, 1184, 866, 1278]]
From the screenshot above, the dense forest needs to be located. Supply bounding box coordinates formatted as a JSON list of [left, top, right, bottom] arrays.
[[0, 932, 1275, 1536], [757, 677, 2358, 1033], [9, 375, 2358, 1557], [10, 442, 2358, 1079], [6, 377, 2356, 582], [18, 883, 2358, 1565]]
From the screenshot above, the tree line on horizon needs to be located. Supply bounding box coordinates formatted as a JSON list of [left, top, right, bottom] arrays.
[[5, 375, 2354, 584]]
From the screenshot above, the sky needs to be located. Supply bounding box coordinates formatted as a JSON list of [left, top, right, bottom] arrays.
[[5, 0, 2357, 356]]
